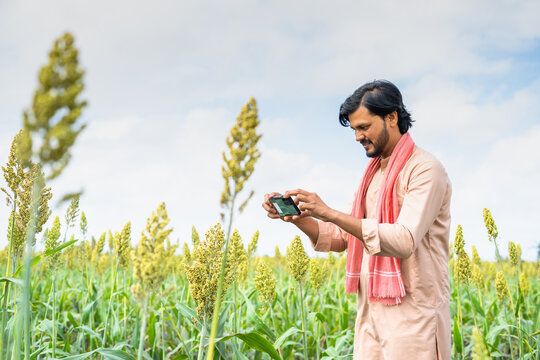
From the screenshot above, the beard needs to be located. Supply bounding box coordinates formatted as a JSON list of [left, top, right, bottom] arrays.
[[361, 122, 389, 158]]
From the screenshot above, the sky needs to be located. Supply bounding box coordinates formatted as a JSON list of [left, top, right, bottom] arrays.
[[0, 0, 539, 261]]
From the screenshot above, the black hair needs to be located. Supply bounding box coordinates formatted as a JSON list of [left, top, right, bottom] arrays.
[[339, 80, 414, 134]]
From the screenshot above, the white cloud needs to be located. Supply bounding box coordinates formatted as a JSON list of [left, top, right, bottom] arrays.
[[451, 125, 540, 260]]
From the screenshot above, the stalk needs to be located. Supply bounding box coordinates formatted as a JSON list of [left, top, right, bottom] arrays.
[[233, 280, 238, 348], [299, 281, 308, 360], [464, 281, 478, 329], [123, 272, 127, 340], [269, 305, 282, 357], [0, 199, 16, 360], [455, 277, 464, 359], [160, 300, 191, 359], [18, 177, 43, 359], [206, 196, 235, 360], [102, 257, 118, 347], [197, 317, 207, 360], [137, 298, 148, 360], [37, 279, 54, 352], [514, 267, 523, 358], [52, 273, 56, 358], [161, 303, 165, 360], [316, 292, 323, 360]]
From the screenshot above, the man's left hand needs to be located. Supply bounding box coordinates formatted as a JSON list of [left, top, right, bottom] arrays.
[[284, 189, 336, 222]]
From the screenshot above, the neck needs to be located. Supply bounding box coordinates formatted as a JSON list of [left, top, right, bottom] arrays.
[[381, 132, 403, 158]]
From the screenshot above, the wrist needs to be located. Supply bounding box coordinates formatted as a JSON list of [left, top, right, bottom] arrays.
[[325, 208, 340, 223]]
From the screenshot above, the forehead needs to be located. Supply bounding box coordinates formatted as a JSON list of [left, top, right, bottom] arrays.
[[348, 105, 380, 126]]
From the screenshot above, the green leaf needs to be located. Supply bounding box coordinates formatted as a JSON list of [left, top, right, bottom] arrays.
[[13, 238, 78, 276], [96, 348, 136, 360], [55, 348, 134, 360], [486, 324, 508, 344], [55, 350, 97, 360], [217, 332, 281, 360], [274, 327, 301, 349], [0, 277, 23, 286], [67, 311, 79, 328], [453, 315, 462, 354], [307, 311, 327, 323], [241, 291, 276, 341], [175, 303, 200, 330], [469, 294, 485, 317], [77, 325, 101, 339], [515, 291, 524, 317]]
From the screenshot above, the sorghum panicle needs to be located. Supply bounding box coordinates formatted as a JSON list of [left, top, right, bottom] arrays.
[[117, 221, 132, 269], [472, 245, 482, 266], [457, 251, 471, 283], [471, 327, 491, 360], [254, 259, 276, 304], [131, 203, 174, 302], [309, 258, 329, 292], [454, 225, 464, 256], [229, 229, 248, 282], [483, 208, 498, 241], [43, 216, 62, 271], [519, 272, 530, 296], [248, 230, 259, 258], [495, 271, 509, 301], [184, 223, 236, 319], [508, 241, 519, 267], [286, 235, 309, 283], [471, 264, 484, 289]]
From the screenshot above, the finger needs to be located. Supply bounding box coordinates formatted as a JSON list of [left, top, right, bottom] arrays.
[[262, 203, 278, 214], [295, 194, 311, 203], [267, 213, 281, 219], [298, 202, 314, 211], [284, 189, 309, 198], [264, 192, 282, 202]]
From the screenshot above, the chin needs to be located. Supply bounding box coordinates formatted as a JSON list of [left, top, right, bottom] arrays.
[[365, 148, 382, 158]]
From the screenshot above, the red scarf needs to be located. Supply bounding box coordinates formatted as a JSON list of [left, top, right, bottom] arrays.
[[345, 133, 415, 305]]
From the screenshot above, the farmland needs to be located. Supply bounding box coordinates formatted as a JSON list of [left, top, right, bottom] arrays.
[[0, 207, 539, 359]]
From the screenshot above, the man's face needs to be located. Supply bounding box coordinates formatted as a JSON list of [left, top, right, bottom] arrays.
[[348, 105, 389, 158]]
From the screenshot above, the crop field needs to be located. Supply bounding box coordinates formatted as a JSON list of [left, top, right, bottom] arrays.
[[0, 207, 539, 359], [1, 32, 539, 360]]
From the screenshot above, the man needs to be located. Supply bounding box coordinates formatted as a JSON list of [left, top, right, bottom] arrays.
[[262, 80, 451, 359]]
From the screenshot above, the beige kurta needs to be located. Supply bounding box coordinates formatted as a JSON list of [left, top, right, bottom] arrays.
[[311, 146, 452, 360]]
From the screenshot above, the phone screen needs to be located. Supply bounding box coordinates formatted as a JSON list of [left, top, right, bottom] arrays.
[[270, 196, 301, 217]]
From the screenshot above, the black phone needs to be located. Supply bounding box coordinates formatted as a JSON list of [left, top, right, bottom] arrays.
[[269, 195, 301, 217]]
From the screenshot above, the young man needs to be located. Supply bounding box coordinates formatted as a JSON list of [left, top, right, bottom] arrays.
[[262, 80, 451, 359]]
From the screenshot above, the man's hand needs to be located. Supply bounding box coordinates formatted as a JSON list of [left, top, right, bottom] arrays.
[[262, 192, 309, 223], [284, 189, 337, 222]]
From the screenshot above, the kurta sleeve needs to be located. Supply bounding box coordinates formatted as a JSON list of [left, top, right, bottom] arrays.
[[361, 160, 448, 258], [310, 220, 348, 253]]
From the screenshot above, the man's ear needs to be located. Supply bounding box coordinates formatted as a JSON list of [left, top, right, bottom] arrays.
[[385, 111, 398, 128]]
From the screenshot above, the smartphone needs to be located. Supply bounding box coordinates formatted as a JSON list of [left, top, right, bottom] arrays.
[[269, 195, 301, 217]]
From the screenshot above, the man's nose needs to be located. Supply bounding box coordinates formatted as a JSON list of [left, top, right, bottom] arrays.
[[355, 130, 365, 142]]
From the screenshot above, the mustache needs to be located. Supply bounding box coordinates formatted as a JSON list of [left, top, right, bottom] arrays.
[[361, 140, 372, 146]]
